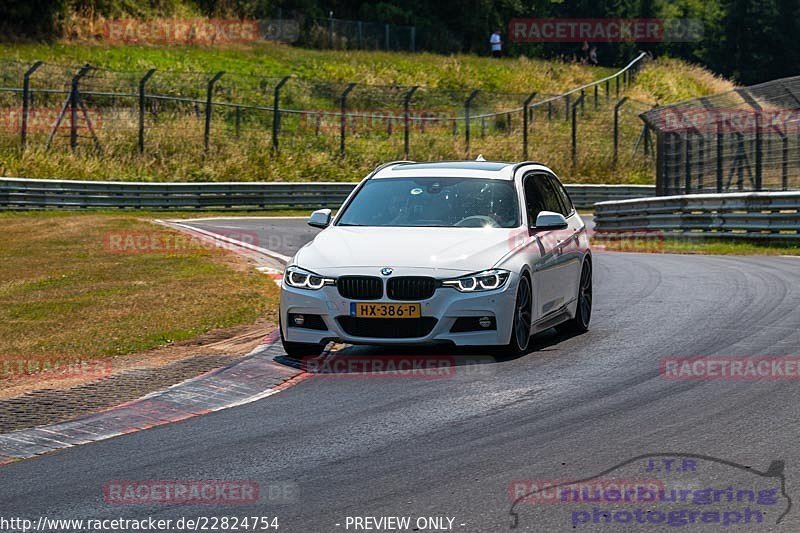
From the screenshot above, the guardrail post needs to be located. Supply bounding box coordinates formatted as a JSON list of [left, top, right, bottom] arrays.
[[272, 76, 290, 152], [580, 89, 585, 116], [21, 61, 44, 151], [547, 100, 552, 121], [339, 82, 356, 157], [522, 91, 537, 160], [403, 85, 418, 160], [593, 84, 598, 111], [571, 93, 585, 166], [464, 89, 479, 158], [615, 75, 620, 98], [613, 97, 629, 166], [564, 94, 570, 122], [605, 79, 610, 101], [138, 68, 155, 154], [204, 71, 224, 154]]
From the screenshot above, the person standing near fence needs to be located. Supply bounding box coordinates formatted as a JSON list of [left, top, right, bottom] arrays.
[[580, 41, 589, 63], [490, 30, 502, 57]]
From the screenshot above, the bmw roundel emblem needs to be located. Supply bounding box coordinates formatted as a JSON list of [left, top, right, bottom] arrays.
[[381, 267, 393, 276]]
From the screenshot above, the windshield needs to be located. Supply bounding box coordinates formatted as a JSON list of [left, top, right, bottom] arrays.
[[336, 177, 519, 228]]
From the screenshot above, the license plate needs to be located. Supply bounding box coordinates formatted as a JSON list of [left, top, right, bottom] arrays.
[[350, 302, 421, 319]]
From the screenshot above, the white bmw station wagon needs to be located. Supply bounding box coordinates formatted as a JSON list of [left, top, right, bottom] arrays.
[[279, 160, 592, 357]]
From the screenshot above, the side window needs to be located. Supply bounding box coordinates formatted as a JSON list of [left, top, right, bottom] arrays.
[[523, 175, 546, 224], [523, 173, 561, 224], [537, 175, 563, 214], [548, 175, 574, 217]]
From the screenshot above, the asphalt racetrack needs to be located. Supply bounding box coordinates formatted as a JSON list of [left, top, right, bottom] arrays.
[[2, 217, 799, 532]]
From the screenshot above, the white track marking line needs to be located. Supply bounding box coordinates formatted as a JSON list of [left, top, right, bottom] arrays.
[[155, 219, 291, 263], [171, 216, 307, 222]]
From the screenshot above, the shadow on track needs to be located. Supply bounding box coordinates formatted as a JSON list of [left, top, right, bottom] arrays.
[[274, 327, 587, 375]]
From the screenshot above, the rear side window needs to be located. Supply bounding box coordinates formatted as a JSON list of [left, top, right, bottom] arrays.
[[548, 175, 575, 217]]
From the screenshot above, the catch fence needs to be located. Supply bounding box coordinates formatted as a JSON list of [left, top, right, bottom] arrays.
[[0, 53, 653, 180], [641, 75, 800, 195]]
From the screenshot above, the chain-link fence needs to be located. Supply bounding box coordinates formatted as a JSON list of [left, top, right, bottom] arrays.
[[0, 54, 653, 181], [642, 76, 800, 195]]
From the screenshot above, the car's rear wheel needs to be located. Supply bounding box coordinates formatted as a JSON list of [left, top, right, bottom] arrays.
[[280, 319, 325, 358], [501, 274, 532, 355], [556, 259, 592, 334]]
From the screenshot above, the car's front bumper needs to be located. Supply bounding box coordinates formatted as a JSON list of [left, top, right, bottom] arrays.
[[280, 273, 518, 347]]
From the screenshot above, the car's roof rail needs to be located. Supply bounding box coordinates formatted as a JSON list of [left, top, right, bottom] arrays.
[[367, 160, 415, 179], [511, 161, 547, 174]]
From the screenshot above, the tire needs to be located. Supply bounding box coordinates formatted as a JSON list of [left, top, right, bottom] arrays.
[[500, 274, 533, 356], [556, 259, 592, 334], [280, 319, 325, 358]]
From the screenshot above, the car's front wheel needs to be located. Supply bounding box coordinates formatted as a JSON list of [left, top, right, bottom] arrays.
[[280, 319, 325, 358], [556, 259, 592, 334], [500, 274, 533, 356]]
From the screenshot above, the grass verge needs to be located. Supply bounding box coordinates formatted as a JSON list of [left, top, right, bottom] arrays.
[[0, 211, 278, 380]]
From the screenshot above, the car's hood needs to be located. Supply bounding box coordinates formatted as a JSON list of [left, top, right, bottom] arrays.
[[294, 226, 519, 275]]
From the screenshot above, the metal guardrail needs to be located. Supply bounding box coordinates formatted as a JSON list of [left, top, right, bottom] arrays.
[[594, 192, 800, 240], [0, 178, 653, 211]]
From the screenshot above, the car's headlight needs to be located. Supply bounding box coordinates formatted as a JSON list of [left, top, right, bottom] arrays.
[[441, 269, 510, 292], [284, 266, 335, 290]]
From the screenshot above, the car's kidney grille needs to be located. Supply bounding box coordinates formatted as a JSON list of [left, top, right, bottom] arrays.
[[336, 317, 438, 338], [386, 277, 436, 300], [337, 276, 383, 300]]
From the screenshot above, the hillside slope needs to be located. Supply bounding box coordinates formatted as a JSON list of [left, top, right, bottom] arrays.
[[0, 43, 732, 183]]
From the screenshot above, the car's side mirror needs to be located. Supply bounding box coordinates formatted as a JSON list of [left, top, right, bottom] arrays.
[[308, 208, 332, 229], [531, 211, 568, 231]]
